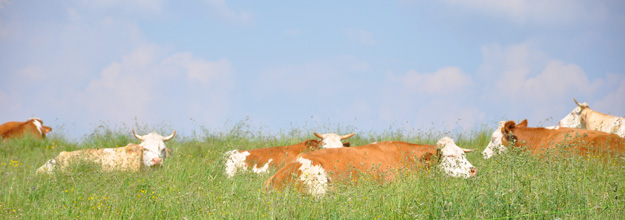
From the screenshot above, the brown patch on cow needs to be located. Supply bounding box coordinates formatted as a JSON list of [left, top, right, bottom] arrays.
[[265, 141, 439, 194], [502, 119, 625, 158], [263, 162, 304, 192], [242, 139, 325, 171], [0, 119, 52, 141]]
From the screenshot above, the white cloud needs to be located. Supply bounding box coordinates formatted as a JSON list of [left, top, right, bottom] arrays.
[[593, 73, 625, 116], [479, 43, 601, 103], [204, 0, 252, 23], [254, 56, 369, 97], [391, 67, 473, 95], [440, 0, 608, 25], [163, 53, 233, 85], [378, 67, 482, 130], [475, 42, 618, 125], [0, 0, 10, 9], [344, 28, 377, 46], [81, 45, 235, 124]]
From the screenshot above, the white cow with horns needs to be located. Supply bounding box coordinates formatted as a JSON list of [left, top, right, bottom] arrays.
[[559, 98, 625, 138], [37, 129, 176, 174]]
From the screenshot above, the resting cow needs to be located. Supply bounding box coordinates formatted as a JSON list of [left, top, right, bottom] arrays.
[[559, 98, 625, 138], [482, 119, 625, 159], [224, 132, 355, 178], [264, 137, 477, 197], [36, 129, 175, 174], [0, 118, 52, 141]]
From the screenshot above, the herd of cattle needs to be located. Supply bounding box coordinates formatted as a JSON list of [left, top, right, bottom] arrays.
[[1, 99, 624, 197]]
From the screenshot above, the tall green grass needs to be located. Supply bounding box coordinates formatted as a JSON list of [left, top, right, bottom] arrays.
[[0, 122, 623, 219]]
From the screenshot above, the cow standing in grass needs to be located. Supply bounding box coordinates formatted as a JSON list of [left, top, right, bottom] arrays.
[[225, 132, 355, 178], [36, 129, 175, 174], [559, 98, 625, 138], [0, 118, 52, 141], [264, 137, 477, 197], [482, 119, 625, 159]]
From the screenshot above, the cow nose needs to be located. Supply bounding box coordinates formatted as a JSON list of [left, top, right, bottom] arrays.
[[151, 157, 163, 166], [469, 167, 478, 177]]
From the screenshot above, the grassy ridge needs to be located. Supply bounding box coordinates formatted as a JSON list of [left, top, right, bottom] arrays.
[[0, 123, 624, 219]]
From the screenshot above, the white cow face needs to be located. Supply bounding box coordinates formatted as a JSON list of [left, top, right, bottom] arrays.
[[559, 106, 586, 129], [559, 99, 589, 129], [314, 132, 356, 149], [482, 121, 506, 159], [436, 137, 477, 178], [133, 129, 176, 167]]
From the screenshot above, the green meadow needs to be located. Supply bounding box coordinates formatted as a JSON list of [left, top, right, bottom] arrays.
[[1, 121, 624, 219]]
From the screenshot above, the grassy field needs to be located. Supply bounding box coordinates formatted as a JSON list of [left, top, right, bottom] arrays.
[[1, 122, 624, 219]]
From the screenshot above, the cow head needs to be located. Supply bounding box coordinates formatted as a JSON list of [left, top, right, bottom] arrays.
[[482, 120, 528, 159], [436, 137, 477, 178], [313, 132, 356, 149], [133, 129, 176, 167], [559, 98, 589, 129], [29, 118, 53, 138]]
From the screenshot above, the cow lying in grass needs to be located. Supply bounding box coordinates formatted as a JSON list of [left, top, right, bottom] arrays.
[[0, 118, 52, 141], [225, 132, 355, 178], [264, 137, 477, 197], [559, 98, 625, 138], [482, 119, 625, 159], [36, 129, 175, 174]]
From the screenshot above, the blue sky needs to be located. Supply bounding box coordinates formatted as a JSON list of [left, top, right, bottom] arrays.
[[1, 0, 624, 140]]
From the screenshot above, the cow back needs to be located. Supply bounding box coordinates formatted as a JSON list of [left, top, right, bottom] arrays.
[[0, 120, 50, 140], [245, 139, 321, 168], [299, 141, 436, 182], [505, 126, 625, 156]]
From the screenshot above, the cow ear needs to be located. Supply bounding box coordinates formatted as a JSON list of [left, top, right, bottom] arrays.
[[518, 119, 528, 128], [307, 140, 322, 150], [422, 152, 434, 163], [127, 145, 143, 153], [342, 142, 351, 147], [43, 126, 52, 133], [503, 120, 516, 135]]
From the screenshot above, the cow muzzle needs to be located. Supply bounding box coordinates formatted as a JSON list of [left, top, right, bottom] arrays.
[[151, 157, 163, 166], [469, 167, 478, 177]]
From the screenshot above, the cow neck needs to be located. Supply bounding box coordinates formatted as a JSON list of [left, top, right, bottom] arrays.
[[504, 126, 552, 147]]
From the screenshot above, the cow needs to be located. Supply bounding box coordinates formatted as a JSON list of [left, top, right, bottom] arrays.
[[482, 119, 625, 159], [559, 98, 625, 138], [264, 137, 477, 197], [224, 132, 356, 178], [0, 118, 52, 141], [36, 129, 175, 174]]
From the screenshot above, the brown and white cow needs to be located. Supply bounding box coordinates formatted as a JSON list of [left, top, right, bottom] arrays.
[[224, 132, 355, 178], [264, 137, 477, 197], [559, 98, 625, 138], [0, 118, 52, 141], [36, 129, 175, 174], [482, 119, 625, 159]]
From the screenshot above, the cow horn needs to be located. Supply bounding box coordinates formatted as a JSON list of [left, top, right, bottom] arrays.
[[133, 129, 143, 140], [574, 98, 581, 107], [163, 130, 176, 141], [314, 132, 325, 139], [461, 148, 477, 153], [340, 133, 356, 140]]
